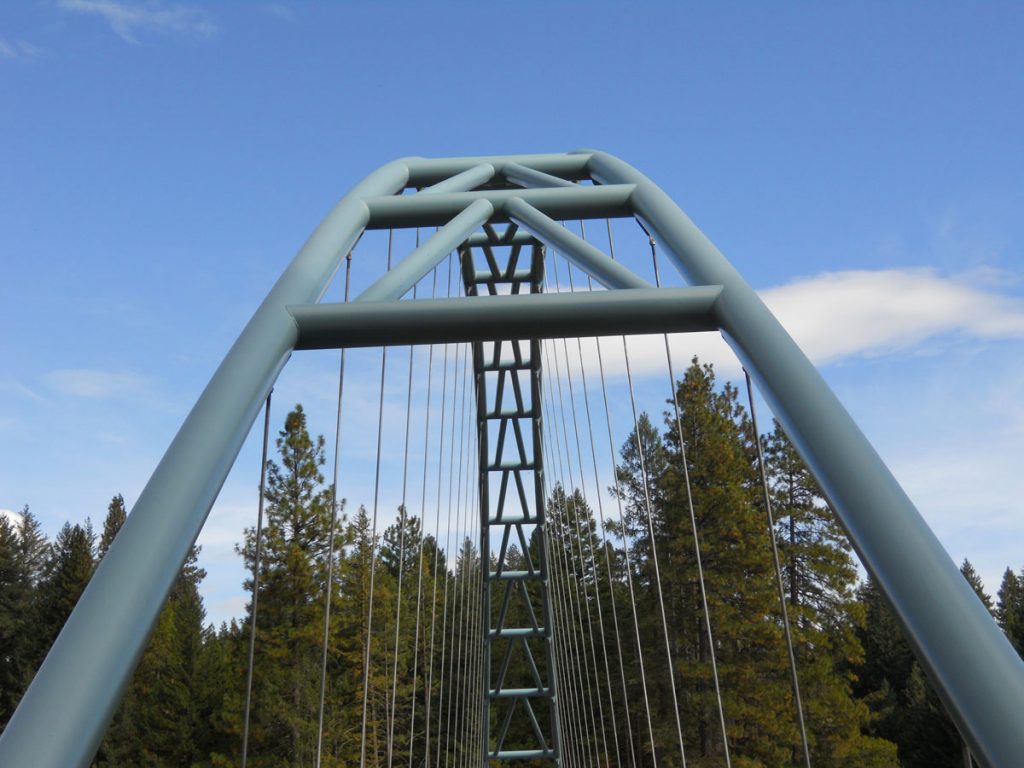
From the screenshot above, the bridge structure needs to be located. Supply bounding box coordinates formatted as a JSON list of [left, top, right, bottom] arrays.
[[1, 151, 1022, 768]]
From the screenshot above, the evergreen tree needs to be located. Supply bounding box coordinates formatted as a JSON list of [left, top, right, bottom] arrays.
[[605, 360, 897, 766], [0, 510, 34, 729], [855, 576, 966, 767], [98, 494, 127, 558], [959, 558, 993, 614], [234, 404, 335, 766], [763, 423, 894, 766], [996, 567, 1024, 653], [36, 520, 95, 662], [96, 495, 211, 767]]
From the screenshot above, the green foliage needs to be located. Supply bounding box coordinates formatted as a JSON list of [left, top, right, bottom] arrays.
[[95, 495, 212, 767], [997, 567, 1024, 652], [36, 519, 96, 657], [602, 359, 898, 767], [854, 574, 971, 767], [8, 375, 1020, 767], [98, 494, 127, 559]]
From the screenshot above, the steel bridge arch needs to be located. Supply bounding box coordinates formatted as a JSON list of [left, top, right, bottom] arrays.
[[1, 150, 1021, 768]]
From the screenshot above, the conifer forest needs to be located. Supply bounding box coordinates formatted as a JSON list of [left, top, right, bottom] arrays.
[[1, 359, 1015, 767]]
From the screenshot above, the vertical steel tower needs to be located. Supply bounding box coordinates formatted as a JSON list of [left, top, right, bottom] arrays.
[[462, 237, 561, 762]]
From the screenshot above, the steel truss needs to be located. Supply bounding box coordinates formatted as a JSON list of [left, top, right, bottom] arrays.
[[3, 151, 1024, 768], [461, 237, 561, 762]]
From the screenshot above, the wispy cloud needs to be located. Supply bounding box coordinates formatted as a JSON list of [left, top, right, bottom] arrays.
[[44, 368, 147, 398], [57, 0, 217, 44], [573, 268, 1024, 379], [0, 37, 42, 60], [762, 267, 1024, 364], [263, 3, 296, 23], [0, 375, 48, 403]]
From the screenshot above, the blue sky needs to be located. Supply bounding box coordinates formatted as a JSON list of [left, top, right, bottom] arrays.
[[2, 1, 1023, 626]]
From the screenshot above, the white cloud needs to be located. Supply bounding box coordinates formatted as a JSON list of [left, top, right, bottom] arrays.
[[574, 268, 1024, 380], [44, 368, 147, 398], [761, 268, 1024, 364], [0, 37, 41, 61], [57, 0, 217, 44], [0, 375, 48, 403], [0, 508, 24, 528], [263, 3, 296, 23]]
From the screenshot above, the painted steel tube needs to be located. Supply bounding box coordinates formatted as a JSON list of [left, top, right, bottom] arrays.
[[503, 162, 577, 189], [465, 230, 538, 247], [356, 198, 494, 303], [290, 286, 722, 349], [584, 149, 1024, 768], [505, 197, 650, 290], [364, 184, 635, 229], [0, 160, 410, 768], [404, 153, 591, 186], [419, 163, 495, 195]]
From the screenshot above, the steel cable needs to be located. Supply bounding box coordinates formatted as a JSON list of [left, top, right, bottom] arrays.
[[645, 229, 732, 767], [606, 219, 688, 766], [315, 251, 355, 768], [408, 256, 439, 768], [241, 390, 273, 768], [745, 370, 812, 768], [360, 230, 395, 768]]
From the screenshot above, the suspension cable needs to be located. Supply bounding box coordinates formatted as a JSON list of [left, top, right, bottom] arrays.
[[445, 353, 471, 766], [360, 229, 395, 768], [744, 370, 812, 768], [550, 254, 615, 767], [408, 255, 438, 768], [541, 431, 588, 768], [567, 228, 631, 767], [644, 228, 732, 766], [542, 337, 603, 767], [534, 346, 583, 768], [315, 250, 355, 768], [607, 220, 688, 767], [425, 252, 456, 768], [591, 221, 657, 768], [387, 276, 419, 768], [458, 435, 481, 768], [436, 340, 466, 767], [241, 390, 272, 768], [563, 252, 638, 768]]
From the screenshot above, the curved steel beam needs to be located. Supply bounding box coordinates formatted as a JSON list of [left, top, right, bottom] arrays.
[[582, 148, 1024, 768]]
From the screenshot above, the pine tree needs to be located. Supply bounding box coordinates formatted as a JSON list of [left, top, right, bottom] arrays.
[[855, 575, 966, 767], [98, 494, 127, 558], [96, 496, 210, 767], [35, 520, 95, 662], [763, 423, 895, 766], [0, 510, 30, 729], [235, 404, 335, 766], [959, 559, 993, 615], [606, 360, 898, 766], [996, 567, 1024, 653]]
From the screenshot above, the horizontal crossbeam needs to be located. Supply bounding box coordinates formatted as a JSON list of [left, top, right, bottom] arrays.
[[403, 152, 591, 187], [288, 286, 722, 349], [364, 184, 635, 228]]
